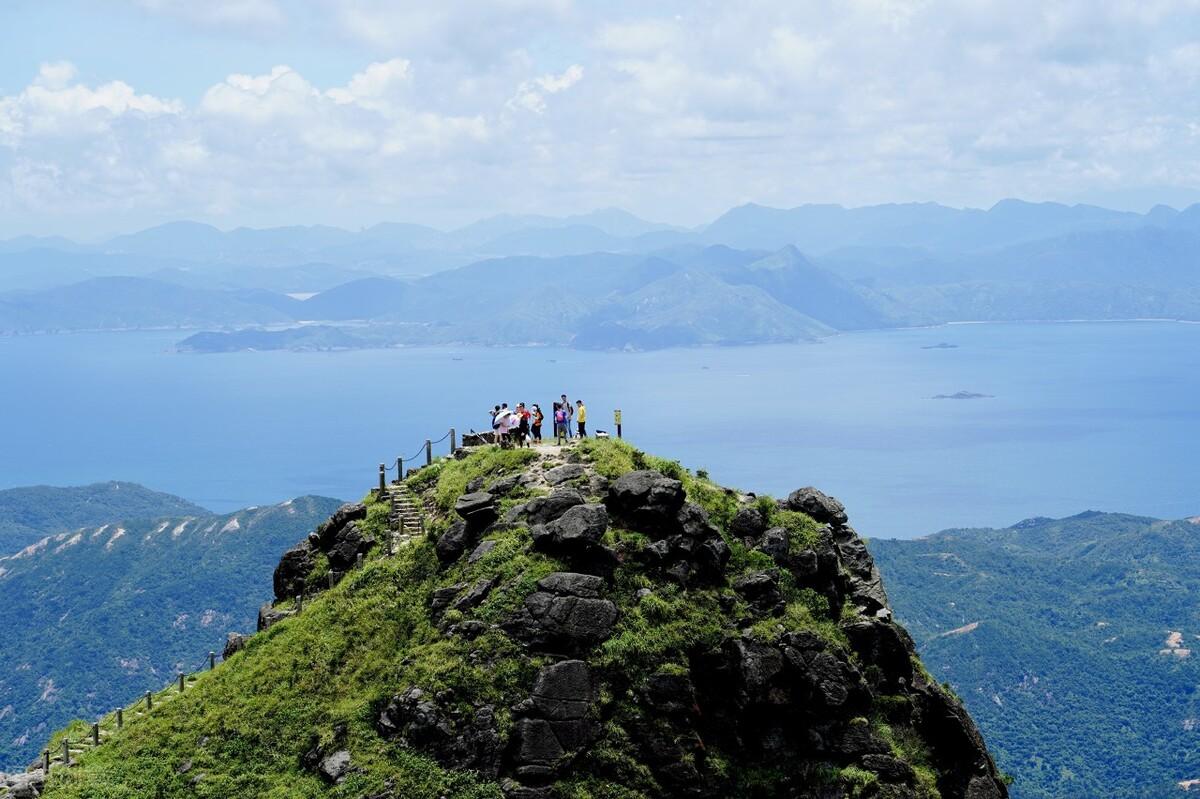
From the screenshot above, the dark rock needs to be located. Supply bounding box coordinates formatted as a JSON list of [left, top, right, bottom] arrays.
[[273, 542, 314, 601], [466, 477, 486, 493], [692, 536, 731, 584], [317, 750, 352, 784], [449, 620, 488, 639], [862, 753, 916, 784], [469, 540, 497, 563], [222, 632, 249, 660], [607, 470, 686, 528], [488, 474, 523, 496], [453, 577, 499, 613], [734, 571, 784, 612], [436, 520, 473, 564], [530, 660, 593, 720], [313, 502, 367, 548], [833, 719, 890, 757], [521, 489, 586, 526], [843, 619, 916, 691], [377, 687, 502, 777], [257, 602, 293, 632], [536, 572, 605, 598], [326, 520, 375, 571], [545, 463, 586, 485], [639, 672, 697, 717], [429, 583, 467, 615], [455, 492, 498, 529], [677, 502, 719, 539], [543, 504, 608, 547], [503, 573, 618, 653], [730, 506, 768, 540], [785, 487, 848, 526], [757, 526, 789, 560]]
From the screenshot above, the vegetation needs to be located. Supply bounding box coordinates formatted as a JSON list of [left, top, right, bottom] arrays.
[[872, 511, 1200, 799]]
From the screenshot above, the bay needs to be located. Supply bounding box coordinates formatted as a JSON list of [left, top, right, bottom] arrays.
[[1, 320, 1196, 539]]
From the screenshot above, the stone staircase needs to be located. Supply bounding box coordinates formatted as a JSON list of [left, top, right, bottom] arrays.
[[385, 482, 425, 550]]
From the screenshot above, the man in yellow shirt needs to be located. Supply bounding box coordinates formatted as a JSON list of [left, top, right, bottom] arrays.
[[575, 400, 588, 438]]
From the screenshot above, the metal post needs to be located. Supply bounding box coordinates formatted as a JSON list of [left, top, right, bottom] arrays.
[[92, 722, 100, 746], [116, 708, 123, 728], [178, 672, 185, 692], [43, 749, 50, 774], [209, 651, 216, 670], [378, 464, 386, 494], [450, 428, 457, 452], [146, 691, 153, 711], [62, 739, 70, 766], [425, 439, 432, 466]]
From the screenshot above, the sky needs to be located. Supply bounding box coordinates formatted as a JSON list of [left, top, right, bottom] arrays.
[[3, 0, 1200, 238]]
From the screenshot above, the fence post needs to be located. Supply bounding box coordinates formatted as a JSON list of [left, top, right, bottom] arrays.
[[425, 439, 432, 466], [178, 672, 185, 692], [328, 571, 336, 589], [209, 651, 216, 670], [116, 708, 123, 728], [43, 749, 50, 774], [146, 691, 153, 711], [356, 552, 363, 570], [378, 463, 386, 494], [419, 516, 426, 539], [92, 722, 100, 746], [615, 409, 622, 439], [397, 457, 403, 480], [62, 739, 70, 766], [450, 428, 457, 452]]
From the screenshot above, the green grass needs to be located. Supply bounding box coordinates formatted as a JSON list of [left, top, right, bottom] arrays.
[[429, 447, 538, 512]]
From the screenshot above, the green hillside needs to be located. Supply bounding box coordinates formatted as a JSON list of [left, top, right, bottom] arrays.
[[24, 440, 1007, 799], [871, 512, 1200, 799], [0, 495, 343, 769]]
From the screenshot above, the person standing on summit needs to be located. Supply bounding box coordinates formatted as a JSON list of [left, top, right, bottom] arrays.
[[575, 399, 588, 438], [560, 393, 573, 438]]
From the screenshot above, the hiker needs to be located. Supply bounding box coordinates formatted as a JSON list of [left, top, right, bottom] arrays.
[[531, 404, 544, 443], [554, 402, 568, 444], [490, 405, 502, 443], [560, 394, 573, 439], [515, 403, 531, 448], [576, 399, 587, 438]]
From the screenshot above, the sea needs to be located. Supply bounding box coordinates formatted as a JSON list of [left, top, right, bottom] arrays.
[[2, 320, 1197, 539]]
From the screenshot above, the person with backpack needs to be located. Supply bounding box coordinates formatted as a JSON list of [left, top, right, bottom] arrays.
[[515, 402, 531, 448], [554, 402, 568, 444], [531, 404, 544, 443], [575, 399, 588, 438], [560, 394, 573, 438]]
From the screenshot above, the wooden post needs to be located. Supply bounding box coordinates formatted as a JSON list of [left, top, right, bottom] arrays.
[[146, 691, 153, 711], [356, 552, 364, 570], [209, 651, 217, 670], [450, 428, 457, 452], [328, 571, 336, 589], [116, 708, 123, 728], [378, 463, 386, 494], [397, 457, 403, 480], [43, 749, 50, 774], [425, 439, 432, 465], [62, 739, 70, 766], [419, 516, 426, 539], [178, 672, 185, 692], [92, 722, 100, 746], [296, 593, 303, 612]]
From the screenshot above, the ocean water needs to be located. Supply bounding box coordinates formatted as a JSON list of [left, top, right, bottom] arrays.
[[1, 321, 1197, 539]]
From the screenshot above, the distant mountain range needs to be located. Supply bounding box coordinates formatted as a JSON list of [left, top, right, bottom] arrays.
[[0, 487, 343, 769], [0, 482, 208, 551], [871, 511, 1200, 799], [3, 199, 1200, 349]]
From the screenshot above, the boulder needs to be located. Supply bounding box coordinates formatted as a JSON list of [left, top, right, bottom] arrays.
[[377, 688, 502, 777], [843, 619, 915, 692], [273, 542, 314, 601], [502, 572, 618, 654], [756, 527, 789, 560], [317, 750, 352, 784], [468, 539, 497, 563], [784, 487, 848, 526], [436, 521, 473, 564], [257, 602, 293, 632], [222, 632, 249, 660], [452, 577, 499, 613], [455, 492, 498, 530], [531, 504, 612, 569], [4, 770, 45, 799], [545, 463, 586, 485], [607, 470, 686, 529], [326, 521, 375, 571], [313, 502, 367, 548], [521, 489, 586, 526], [488, 473, 523, 496], [677, 502, 719, 540], [530, 660, 594, 720], [730, 506, 768, 540], [734, 571, 784, 612]]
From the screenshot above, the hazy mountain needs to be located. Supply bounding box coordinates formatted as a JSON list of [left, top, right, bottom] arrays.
[[295, 276, 411, 321], [0, 277, 293, 333], [0, 482, 208, 551], [871, 512, 1200, 799], [0, 493, 344, 769]]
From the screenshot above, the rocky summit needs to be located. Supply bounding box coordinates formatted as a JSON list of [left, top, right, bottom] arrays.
[[23, 439, 1007, 799]]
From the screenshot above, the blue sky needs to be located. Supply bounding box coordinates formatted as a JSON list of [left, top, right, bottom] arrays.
[[3, 0, 1200, 237]]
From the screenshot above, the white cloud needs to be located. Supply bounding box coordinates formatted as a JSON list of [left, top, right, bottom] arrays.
[[508, 65, 584, 113]]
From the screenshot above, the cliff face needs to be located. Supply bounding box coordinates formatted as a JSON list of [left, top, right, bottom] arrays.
[[31, 440, 1007, 799]]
